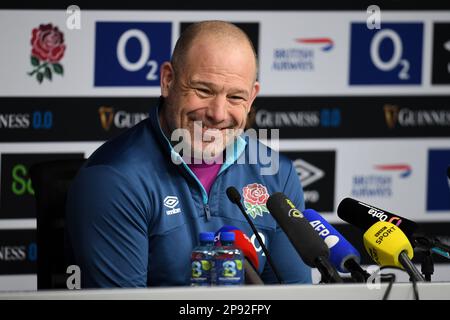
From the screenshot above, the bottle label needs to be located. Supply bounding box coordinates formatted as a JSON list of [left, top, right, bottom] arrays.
[[191, 259, 212, 285], [214, 258, 244, 285]]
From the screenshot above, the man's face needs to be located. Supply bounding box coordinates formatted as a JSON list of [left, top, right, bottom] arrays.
[[160, 35, 260, 162]]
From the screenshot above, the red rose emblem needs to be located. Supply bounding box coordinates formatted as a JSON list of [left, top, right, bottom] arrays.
[[243, 183, 269, 206], [31, 24, 66, 62], [28, 23, 65, 84]]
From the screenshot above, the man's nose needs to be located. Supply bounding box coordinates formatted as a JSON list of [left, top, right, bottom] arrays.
[[205, 95, 227, 124]]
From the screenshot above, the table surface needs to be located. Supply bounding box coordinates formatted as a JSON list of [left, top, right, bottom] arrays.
[[1, 281, 450, 300]]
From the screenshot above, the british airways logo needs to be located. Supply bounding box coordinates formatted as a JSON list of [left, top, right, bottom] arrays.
[[295, 37, 334, 51], [352, 163, 412, 199], [374, 164, 412, 178], [272, 36, 335, 72]]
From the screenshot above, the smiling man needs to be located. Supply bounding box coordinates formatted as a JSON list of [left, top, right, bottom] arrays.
[[159, 22, 259, 164], [66, 21, 311, 288]]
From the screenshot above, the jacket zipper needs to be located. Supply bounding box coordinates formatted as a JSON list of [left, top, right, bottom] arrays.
[[204, 204, 211, 221]]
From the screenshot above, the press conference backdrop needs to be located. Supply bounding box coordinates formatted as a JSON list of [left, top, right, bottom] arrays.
[[1, 3, 450, 291]]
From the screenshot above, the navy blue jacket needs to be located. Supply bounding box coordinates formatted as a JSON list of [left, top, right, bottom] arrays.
[[66, 103, 312, 287]]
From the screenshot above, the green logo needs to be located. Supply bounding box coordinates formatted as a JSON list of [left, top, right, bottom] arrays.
[[11, 164, 35, 196]]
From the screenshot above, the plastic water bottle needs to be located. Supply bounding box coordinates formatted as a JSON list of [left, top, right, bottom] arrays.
[[190, 232, 215, 286], [213, 232, 244, 286]]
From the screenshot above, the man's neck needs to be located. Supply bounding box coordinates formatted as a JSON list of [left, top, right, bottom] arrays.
[[158, 104, 172, 141]]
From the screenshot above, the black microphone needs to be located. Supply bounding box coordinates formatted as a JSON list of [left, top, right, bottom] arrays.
[[226, 187, 283, 284], [337, 198, 419, 240], [266, 192, 343, 283]]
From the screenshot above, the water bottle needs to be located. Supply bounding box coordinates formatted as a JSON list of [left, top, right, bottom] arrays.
[[213, 231, 244, 286], [190, 232, 215, 286]]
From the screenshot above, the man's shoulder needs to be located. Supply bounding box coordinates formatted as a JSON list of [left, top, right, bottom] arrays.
[[85, 119, 160, 171]]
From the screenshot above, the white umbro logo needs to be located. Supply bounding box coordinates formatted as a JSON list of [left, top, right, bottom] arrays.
[[293, 159, 324, 187], [164, 196, 179, 208], [163, 196, 181, 215]]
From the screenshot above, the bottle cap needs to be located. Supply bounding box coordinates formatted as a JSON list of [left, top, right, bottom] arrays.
[[199, 232, 215, 242], [220, 231, 235, 242]]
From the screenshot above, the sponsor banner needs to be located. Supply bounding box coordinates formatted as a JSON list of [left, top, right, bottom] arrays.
[[0, 153, 84, 219], [336, 142, 423, 221], [349, 22, 423, 85], [4, 96, 450, 142], [0, 229, 36, 274], [1, 11, 450, 96], [2, 96, 450, 142], [427, 149, 450, 211], [278, 138, 450, 222], [258, 12, 347, 95], [94, 22, 172, 87], [432, 23, 450, 84], [0, 97, 158, 141], [254, 96, 450, 139], [282, 151, 336, 212]]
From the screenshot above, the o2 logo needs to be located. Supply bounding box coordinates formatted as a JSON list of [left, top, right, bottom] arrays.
[[349, 23, 423, 85], [95, 22, 171, 86]]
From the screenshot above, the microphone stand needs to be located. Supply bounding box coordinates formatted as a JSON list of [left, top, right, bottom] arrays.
[[413, 234, 450, 281], [344, 259, 371, 283], [398, 251, 425, 282], [315, 256, 344, 283], [421, 251, 434, 282]]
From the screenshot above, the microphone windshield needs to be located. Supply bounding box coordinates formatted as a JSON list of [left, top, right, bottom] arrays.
[[337, 198, 419, 239], [363, 221, 414, 268], [226, 187, 241, 204], [303, 208, 361, 273], [216, 226, 259, 269], [266, 192, 329, 267]]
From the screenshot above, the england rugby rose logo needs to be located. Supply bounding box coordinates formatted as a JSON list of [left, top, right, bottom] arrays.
[[28, 24, 65, 83], [242, 183, 270, 219]]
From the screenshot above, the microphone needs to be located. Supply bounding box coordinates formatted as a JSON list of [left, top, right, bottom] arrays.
[[226, 187, 283, 284], [363, 221, 424, 282], [337, 198, 450, 259], [266, 192, 343, 283], [337, 198, 419, 239], [216, 226, 264, 285], [303, 209, 370, 282]]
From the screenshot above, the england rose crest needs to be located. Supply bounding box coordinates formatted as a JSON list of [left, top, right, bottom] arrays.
[[242, 183, 270, 219], [28, 23, 66, 84]]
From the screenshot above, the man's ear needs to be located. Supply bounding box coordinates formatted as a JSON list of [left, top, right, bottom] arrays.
[[248, 81, 260, 113], [160, 62, 175, 97]]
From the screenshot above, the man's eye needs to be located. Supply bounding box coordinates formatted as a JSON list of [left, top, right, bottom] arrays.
[[229, 96, 244, 101], [196, 88, 211, 95]]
